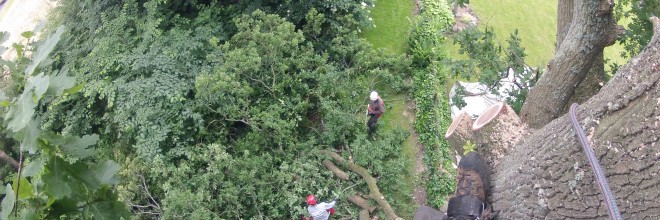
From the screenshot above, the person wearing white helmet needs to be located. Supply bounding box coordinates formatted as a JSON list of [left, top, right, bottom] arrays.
[[367, 91, 385, 133]]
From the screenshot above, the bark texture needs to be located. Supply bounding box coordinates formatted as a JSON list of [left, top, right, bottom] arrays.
[[557, 0, 607, 113], [445, 111, 475, 155], [521, 0, 621, 128], [472, 102, 527, 167], [491, 17, 660, 219], [347, 194, 376, 213], [322, 159, 350, 180]]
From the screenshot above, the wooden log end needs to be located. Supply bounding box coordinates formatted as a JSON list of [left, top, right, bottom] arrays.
[[472, 102, 506, 131], [445, 110, 470, 138]]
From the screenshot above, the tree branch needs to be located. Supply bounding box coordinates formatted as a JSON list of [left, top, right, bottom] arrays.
[[0, 149, 19, 170], [321, 150, 401, 220]]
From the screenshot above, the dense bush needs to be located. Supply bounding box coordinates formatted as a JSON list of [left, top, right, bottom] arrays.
[[3, 0, 418, 218]]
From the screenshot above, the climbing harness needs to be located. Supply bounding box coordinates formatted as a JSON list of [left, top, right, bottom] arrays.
[[569, 103, 622, 220]]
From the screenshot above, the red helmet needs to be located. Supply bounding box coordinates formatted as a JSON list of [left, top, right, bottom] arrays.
[[306, 194, 317, 205]]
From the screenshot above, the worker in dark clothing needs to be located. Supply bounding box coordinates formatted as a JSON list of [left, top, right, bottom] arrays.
[[413, 152, 495, 220], [367, 91, 385, 133]]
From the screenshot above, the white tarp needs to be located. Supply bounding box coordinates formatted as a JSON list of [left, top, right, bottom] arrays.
[[449, 68, 531, 119]]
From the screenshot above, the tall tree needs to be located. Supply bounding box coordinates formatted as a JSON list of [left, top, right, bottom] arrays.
[[520, 0, 622, 128], [488, 16, 660, 218]]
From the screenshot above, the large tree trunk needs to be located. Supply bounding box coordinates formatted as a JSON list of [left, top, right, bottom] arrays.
[[520, 0, 621, 128], [556, 0, 607, 114], [490, 17, 660, 219]]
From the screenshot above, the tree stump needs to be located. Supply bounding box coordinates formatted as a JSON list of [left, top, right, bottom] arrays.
[[445, 110, 475, 155], [322, 159, 349, 180], [471, 102, 527, 167]]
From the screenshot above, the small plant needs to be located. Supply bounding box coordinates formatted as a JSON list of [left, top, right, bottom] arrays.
[[462, 140, 476, 154]]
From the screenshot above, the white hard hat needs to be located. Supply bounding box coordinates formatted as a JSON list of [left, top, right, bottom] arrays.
[[370, 91, 378, 101]]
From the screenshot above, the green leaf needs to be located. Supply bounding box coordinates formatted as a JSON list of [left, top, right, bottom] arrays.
[[12, 178, 34, 200], [68, 162, 100, 190], [0, 91, 8, 107], [63, 83, 84, 95], [46, 197, 78, 218], [93, 160, 120, 186], [22, 158, 44, 177], [16, 119, 41, 154], [43, 157, 72, 199], [25, 26, 64, 76], [87, 201, 130, 220], [0, 31, 8, 43], [18, 209, 38, 220], [25, 72, 50, 100], [0, 184, 14, 220], [5, 91, 37, 132], [40, 132, 98, 159], [46, 70, 75, 96], [20, 31, 35, 39]]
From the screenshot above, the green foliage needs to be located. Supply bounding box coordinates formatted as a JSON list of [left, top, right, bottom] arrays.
[[36, 0, 415, 218], [613, 0, 659, 72], [0, 27, 128, 219], [408, 0, 456, 208], [462, 140, 476, 154], [449, 27, 536, 113]]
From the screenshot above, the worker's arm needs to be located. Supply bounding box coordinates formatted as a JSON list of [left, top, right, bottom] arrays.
[[322, 201, 336, 209]]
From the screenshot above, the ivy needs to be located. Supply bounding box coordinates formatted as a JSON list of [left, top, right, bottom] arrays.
[[408, 0, 456, 208]]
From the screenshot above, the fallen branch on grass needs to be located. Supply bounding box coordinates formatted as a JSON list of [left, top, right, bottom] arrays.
[[321, 150, 401, 220]]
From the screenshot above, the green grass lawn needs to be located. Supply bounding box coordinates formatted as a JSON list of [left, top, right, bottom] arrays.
[[468, 0, 558, 68], [360, 0, 414, 54], [361, 0, 417, 217], [467, 0, 629, 71]]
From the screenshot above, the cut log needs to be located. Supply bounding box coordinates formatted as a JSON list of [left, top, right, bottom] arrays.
[[359, 209, 371, 220], [321, 150, 402, 220], [348, 194, 376, 213], [322, 159, 350, 180], [445, 110, 475, 155], [471, 102, 527, 167]]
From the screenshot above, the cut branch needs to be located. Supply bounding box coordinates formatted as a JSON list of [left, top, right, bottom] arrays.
[[322, 159, 349, 180], [359, 209, 371, 220], [347, 194, 376, 213], [321, 150, 401, 220], [445, 111, 475, 155], [472, 102, 527, 167]]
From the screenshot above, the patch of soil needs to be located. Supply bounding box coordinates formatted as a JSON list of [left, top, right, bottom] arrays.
[[452, 4, 479, 33], [405, 100, 428, 205]]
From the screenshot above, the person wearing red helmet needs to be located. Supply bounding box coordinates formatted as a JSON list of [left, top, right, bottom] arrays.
[[304, 194, 336, 220]]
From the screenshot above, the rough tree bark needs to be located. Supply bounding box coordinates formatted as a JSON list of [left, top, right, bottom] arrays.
[[490, 17, 660, 219], [520, 0, 621, 128], [557, 0, 607, 114]]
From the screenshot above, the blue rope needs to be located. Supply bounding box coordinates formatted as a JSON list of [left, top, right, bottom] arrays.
[[569, 103, 622, 220]]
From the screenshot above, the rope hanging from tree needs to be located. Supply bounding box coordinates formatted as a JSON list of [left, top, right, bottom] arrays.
[[569, 103, 622, 220]]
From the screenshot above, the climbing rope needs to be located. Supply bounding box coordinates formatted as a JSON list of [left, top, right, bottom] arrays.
[[569, 103, 623, 220]]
